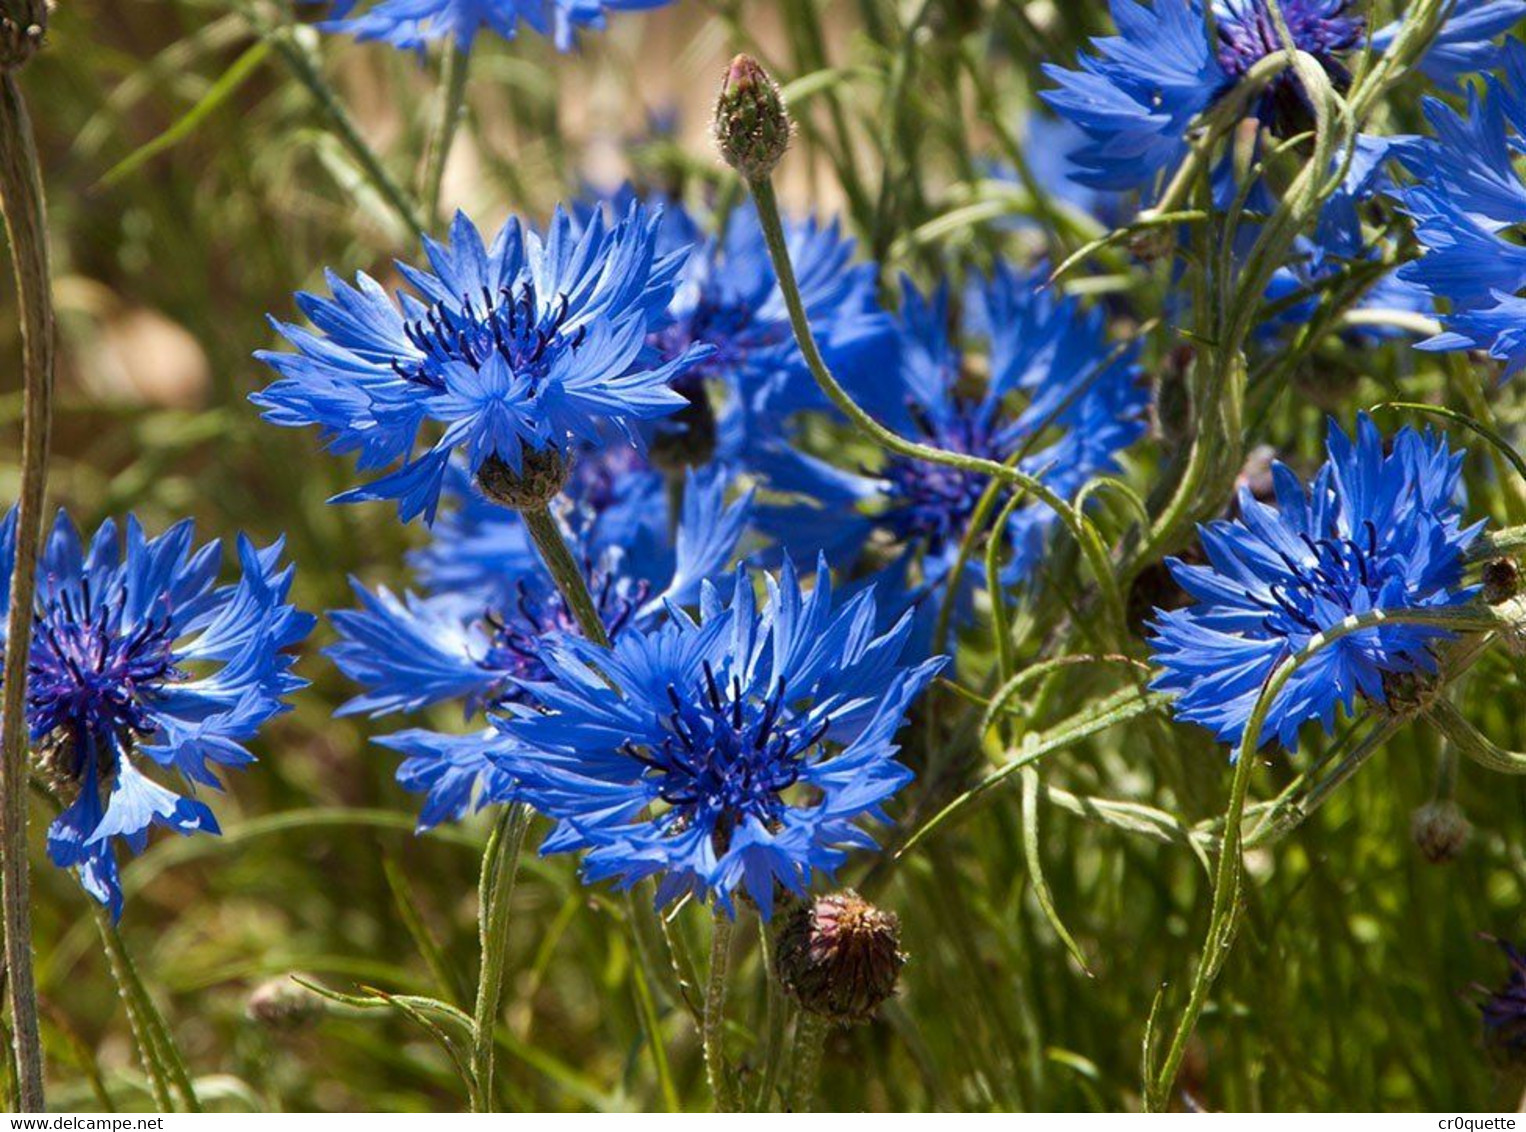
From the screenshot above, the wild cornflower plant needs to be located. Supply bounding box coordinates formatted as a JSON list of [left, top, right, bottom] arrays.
[[502, 557, 945, 916], [2, 509, 311, 918], [320, 0, 678, 52], [1042, 0, 1526, 195], [255, 204, 707, 523], [1148, 415, 1483, 750]]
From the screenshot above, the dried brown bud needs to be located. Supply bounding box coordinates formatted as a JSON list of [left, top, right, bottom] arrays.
[[247, 978, 326, 1032], [475, 447, 571, 510], [1411, 800, 1472, 864], [774, 890, 904, 1024], [713, 54, 792, 181], [1485, 557, 1521, 605]]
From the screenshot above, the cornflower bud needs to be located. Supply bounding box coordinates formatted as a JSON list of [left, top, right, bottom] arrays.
[[774, 890, 905, 1024], [1484, 557, 1521, 605], [713, 54, 792, 181], [0, 0, 46, 70], [1411, 800, 1472, 864], [247, 978, 327, 1032], [475, 447, 572, 511]]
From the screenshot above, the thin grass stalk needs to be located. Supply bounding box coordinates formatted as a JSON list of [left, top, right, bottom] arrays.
[[423, 43, 470, 223], [0, 29, 52, 1107]]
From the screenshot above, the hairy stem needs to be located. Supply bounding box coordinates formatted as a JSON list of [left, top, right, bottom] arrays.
[[520, 505, 611, 647], [0, 64, 51, 1113], [470, 802, 530, 1112], [702, 910, 736, 1113], [788, 1011, 828, 1112], [423, 43, 471, 224]]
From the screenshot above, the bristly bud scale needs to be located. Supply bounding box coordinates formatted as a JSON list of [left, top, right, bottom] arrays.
[[475, 447, 572, 511], [1410, 800, 1472, 864], [713, 54, 792, 181], [774, 890, 905, 1024]]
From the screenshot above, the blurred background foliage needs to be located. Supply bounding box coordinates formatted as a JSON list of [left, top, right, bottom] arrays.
[[2, 0, 1526, 1112]]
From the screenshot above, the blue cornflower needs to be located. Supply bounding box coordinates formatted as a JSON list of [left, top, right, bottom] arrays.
[[501, 558, 945, 917], [1149, 416, 1482, 752], [3, 509, 312, 918], [320, 0, 676, 53], [1399, 41, 1526, 378], [758, 263, 1147, 604], [255, 204, 708, 523], [1043, 0, 1526, 195], [1477, 936, 1526, 1064], [327, 463, 752, 828]]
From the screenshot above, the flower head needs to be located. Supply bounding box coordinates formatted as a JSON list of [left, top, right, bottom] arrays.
[[1149, 416, 1482, 751], [327, 460, 753, 829], [758, 263, 1146, 609], [1044, 0, 1526, 195], [1400, 41, 1526, 379], [5, 509, 312, 918], [503, 558, 945, 917], [255, 204, 708, 523], [321, 0, 676, 53], [774, 889, 905, 1023], [1478, 936, 1526, 1065]]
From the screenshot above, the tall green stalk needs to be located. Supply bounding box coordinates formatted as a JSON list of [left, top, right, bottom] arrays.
[[702, 911, 736, 1113], [0, 3, 53, 1106], [470, 802, 530, 1112]]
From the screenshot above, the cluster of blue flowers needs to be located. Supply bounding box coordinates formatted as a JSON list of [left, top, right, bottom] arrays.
[[24, 0, 1526, 960]]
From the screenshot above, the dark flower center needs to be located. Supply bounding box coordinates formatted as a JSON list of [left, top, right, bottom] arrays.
[[26, 581, 178, 766], [394, 280, 586, 389], [879, 399, 991, 554], [479, 573, 644, 708], [1254, 522, 1387, 637], [626, 662, 829, 844], [1214, 0, 1363, 79]]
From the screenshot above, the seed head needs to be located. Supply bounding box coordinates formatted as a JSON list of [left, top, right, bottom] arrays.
[[773, 890, 904, 1024], [713, 54, 792, 181], [476, 447, 571, 510], [1411, 800, 1472, 864], [247, 978, 326, 1032]]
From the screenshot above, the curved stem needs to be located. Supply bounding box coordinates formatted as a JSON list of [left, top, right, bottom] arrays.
[[1429, 698, 1526, 775], [423, 43, 470, 224], [470, 802, 530, 1112], [520, 505, 610, 648], [0, 66, 51, 1113], [744, 175, 1126, 642], [702, 910, 735, 1113]]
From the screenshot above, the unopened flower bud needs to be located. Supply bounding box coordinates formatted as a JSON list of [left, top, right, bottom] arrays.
[[1485, 557, 1521, 605], [476, 447, 571, 510], [713, 54, 792, 181], [247, 978, 326, 1032], [773, 890, 904, 1024], [1411, 800, 1472, 864]]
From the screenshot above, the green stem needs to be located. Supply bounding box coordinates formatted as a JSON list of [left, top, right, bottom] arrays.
[[702, 911, 736, 1113], [745, 175, 1126, 642], [94, 911, 200, 1112], [0, 63, 51, 1113], [233, 0, 426, 240], [788, 1012, 828, 1112], [470, 802, 530, 1112], [520, 505, 611, 648], [753, 925, 789, 1112], [423, 43, 471, 224]]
